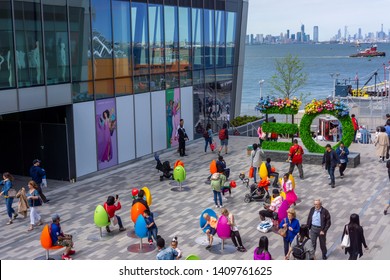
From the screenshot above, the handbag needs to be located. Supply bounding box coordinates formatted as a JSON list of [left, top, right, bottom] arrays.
[[278, 218, 288, 237], [8, 188, 17, 198], [249, 166, 254, 178], [341, 225, 350, 249], [210, 142, 215, 151]]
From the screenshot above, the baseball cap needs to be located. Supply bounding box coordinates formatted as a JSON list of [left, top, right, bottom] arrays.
[[51, 213, 60, 221], [33, 159, 41, 164]]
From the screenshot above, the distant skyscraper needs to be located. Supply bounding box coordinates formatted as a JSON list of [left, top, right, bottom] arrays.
[[344, 26, 348, 41], [286, 29, 290, 39], [358, 28, 362, 40], [301, 24, 305, 42], [250, 34, 254, 45], [297, 32, 301, 42], [313, 26, 319, 42]]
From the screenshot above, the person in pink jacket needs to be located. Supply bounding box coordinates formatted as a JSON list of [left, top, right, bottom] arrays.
[[253, 236, 272, 260], [104, 195, 126, 233]]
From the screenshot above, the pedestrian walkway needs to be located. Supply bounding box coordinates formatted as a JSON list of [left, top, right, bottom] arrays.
[[1, 136, 389, 260]]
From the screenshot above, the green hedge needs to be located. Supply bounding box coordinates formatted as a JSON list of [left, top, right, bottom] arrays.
[[299, 110, 354, 153], [263, 107, 299, 115], [262, 141, 292, 151], [262, 122, 299, 135], [231, 115, 262, 127]]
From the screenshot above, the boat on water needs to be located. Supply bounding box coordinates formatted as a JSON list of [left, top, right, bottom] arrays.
[[350, 44, 386, 58]]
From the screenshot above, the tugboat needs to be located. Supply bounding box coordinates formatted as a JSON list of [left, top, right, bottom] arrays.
[[350, 44, 386, 58]]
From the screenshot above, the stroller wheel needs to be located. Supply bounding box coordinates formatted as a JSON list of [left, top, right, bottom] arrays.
[[244, 194, 251, 203]]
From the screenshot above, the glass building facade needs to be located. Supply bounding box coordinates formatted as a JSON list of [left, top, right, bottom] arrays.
[[0, 0, 247, 179]]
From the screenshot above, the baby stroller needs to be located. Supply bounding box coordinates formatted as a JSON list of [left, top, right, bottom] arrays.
[[154, 153, 173, 181], [239, 173, 270, 204]]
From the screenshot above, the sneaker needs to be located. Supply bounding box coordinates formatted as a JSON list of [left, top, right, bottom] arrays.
[[13, 213, 18, 220], [62, 254, 72, 260], [215, 205, 219, 208], [37, 220, 43, 226], [205, 245, 212, 250], [68, 250, 76, 255], [27, 226, 34, 231], [239, 247, 247, 252], [384, 210, 388, 215], [119, 227, 126, 232], [322, 255, 327, 260], [149, 240, 153, 245], [6, 220, 12, 225], [340, 175, 344, 179], [331, 184, 335, 188], [220, 205, 223, 208]]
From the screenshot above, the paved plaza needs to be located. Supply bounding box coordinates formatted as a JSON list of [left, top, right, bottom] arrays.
[[1, 136, 389, 260]]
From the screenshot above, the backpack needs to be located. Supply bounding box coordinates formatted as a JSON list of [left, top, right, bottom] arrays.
[[292, 238, 309, 260], [203, 129, 209, 139], [219, 129, 226, 140]]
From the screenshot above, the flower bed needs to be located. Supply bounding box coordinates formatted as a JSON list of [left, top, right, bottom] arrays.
[[255, 97, 302, 115]]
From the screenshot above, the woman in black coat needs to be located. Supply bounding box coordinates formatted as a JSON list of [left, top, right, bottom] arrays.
[[342, 213, 369, 260]]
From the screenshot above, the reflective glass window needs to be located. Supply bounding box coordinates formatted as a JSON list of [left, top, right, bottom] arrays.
[[180, 71, 192, 87], [165, 72, 179, 89], [164, 6, 179, 73], [215, 10, 225, 68], [204, 9, 215, 68], [14, 0, 44, 87], [134, 75, 150, 94], [91, 0, 113, 80], [0, 0, 15, 89], [149, 4, 164, 74], [150, 73, 165, 92], [69, 0, 92, 82], [191, 8, 203, 70], [193, 69, 207, 137], [216, 67, 232, 122], [43, 0, 70, 85], [112, 0, 132, 78], [226, 12, 236, 66], [131, 2, 149, 76], [72, 81, 93, 102], [95, 79, 114, 99], [115, 77, 133, 96], [178, 7, 191, 71]]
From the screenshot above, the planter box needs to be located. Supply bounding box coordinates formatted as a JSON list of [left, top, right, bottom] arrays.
[[262, 150, 360, 168]]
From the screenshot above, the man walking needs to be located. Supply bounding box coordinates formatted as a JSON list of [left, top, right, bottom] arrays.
[[287, 139, 304, 179], [29, 159, 49, 203], [322, 144, 339, 188], [306, 199, 331, 260], [351, 114, 359, 143], [177, 119, 189, 157]]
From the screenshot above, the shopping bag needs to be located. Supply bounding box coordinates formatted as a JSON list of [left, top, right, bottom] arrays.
[[249, 166, 254, 178], [210, 142, 215, 151]]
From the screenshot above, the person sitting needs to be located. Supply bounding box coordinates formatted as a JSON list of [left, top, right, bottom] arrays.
[[156, 236, 178, 260], [216, 155, 230, 178], [265, 158, 279, 188], [259, 189, 283, 221], [104, 195, 126, 233], [201, 213, 218, 250], [50, 213, 75, 260], [132, 189, 150, 212]]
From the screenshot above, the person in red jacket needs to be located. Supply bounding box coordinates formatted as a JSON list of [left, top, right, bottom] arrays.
[[104, 195, 126, 232], [351, 114, 359, 143], [287, 139, 304, 179]]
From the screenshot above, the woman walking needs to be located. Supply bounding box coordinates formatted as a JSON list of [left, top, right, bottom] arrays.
[[204, 123, 213, 153], [26, 180, 43, 231], [341, 213, 369, 260], [279, 208, 300, 256], [336, 141, 349, 178], [374, 126, 389, 162], [253, 236, 272, 260], [0, 172, 17, 225], [286, 224, 314, 260], [250, 143, 262, 184]]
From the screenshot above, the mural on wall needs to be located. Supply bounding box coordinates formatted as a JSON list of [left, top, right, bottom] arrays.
[[96, 98, 118, 170], [166, 88, 181, 148]]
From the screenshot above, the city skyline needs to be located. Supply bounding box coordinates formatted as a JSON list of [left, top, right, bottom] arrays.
[[247, 0, 390, 41]]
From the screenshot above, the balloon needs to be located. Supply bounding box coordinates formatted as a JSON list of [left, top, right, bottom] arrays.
[[141, 186, 152, 206], [94, 205, 110, 227], [216, 215, 231, 239], [173, 165, 186, 183], [131, 188, 139, 197], [259, 162, 268, 179], [130, 202, 147, 223], [134, 215, 148, 238], [209, 160, 217, 174], [230, 180, 237, 188]]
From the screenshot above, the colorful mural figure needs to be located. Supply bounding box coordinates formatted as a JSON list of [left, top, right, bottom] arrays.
[[96, 99, 118, 170], [166, 88, 180, 148]]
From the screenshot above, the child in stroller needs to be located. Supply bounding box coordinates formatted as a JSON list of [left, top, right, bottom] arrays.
[[239, 173, 270, 203], [154, 153, 173, 181]]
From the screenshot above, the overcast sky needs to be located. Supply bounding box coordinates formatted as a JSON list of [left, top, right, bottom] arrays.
[[246, 0, 390, 41]]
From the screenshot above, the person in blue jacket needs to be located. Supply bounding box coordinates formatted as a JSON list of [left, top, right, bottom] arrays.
[[0, 172, 17, 224], [29, 159, 49, 203], [336, 141, 350, 178], [279, 207, 300, 257]]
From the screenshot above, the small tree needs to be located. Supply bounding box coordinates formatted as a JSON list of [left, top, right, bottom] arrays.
[[269, 54, 308, 100]]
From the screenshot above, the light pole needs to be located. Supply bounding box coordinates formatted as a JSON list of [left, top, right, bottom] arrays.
[[259, 79, 265, 100], [330, 73, 340, 99]]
